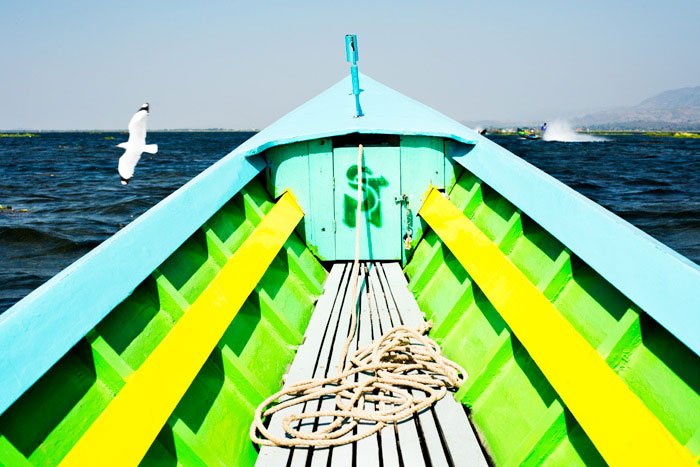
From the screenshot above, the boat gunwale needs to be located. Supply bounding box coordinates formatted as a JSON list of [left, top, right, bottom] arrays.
[[0, 151, 265, 416], [450, 138, 700, 358]]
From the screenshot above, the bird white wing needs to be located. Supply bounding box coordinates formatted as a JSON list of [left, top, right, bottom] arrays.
[[118, 146, 143, 181], [127, 109, 148, 146]]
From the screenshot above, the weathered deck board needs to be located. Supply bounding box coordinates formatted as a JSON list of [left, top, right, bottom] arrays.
[[256, 262, 488, 467], [367, 264, 401, 467], [256, 263, 348, 466], [318, 265, 366, 467], [382, 262, 488, 466], [354, 264, 382, 467], [371, 263, 427, 466], [381, 262, 452, 467], [382, 263, 489, 466]]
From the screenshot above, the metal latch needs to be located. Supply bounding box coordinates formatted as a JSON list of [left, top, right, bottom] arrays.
[[395, 194, 409, 206]]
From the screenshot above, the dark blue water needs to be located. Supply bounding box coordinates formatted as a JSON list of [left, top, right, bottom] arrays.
[[492, 135, 700, 268], [0, 132, 254, 313], [1, 132, 698, 312]]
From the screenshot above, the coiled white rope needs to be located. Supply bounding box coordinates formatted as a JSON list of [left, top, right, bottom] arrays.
[[250, 144, 467, 448]]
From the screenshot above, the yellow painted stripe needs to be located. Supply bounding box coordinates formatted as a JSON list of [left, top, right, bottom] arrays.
[[60, 191, 304, 466], [418, 188, 694, 466]]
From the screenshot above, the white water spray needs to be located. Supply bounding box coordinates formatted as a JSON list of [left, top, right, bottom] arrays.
[[542, 121, 606, 142]]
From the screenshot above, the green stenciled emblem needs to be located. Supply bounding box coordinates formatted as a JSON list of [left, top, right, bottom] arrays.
[[343, 164, 388, 227]]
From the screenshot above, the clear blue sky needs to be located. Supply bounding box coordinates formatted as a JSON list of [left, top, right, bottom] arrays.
[[1, 0, 699, 130]]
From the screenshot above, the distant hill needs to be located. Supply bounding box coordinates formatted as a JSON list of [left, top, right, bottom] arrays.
[[575, 86, 700, 130]]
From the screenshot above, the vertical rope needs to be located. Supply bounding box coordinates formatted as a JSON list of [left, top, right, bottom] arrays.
[[337, 144, 364, 375]]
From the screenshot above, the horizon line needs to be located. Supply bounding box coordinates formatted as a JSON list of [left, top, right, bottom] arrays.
[[0, 128, 262, 133]]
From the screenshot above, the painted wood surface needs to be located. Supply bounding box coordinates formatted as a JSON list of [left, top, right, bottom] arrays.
[[333, 147, 402, 260], [232, 70, 699, 356], [59, 191, 303, 466], [418, 187, 695, 466], [308, 139, 336, 259], [0, 178, 326, 466], [267, 135, 454, 263], [399, 136, 448, 263], [266, 139, 336, 261]]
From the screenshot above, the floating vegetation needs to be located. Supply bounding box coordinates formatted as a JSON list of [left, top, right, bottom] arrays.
[[672, 132, 700, 139], [0, 133, 38, 138], [642, 131, 700, 138], [104, 136, 115, 140], [0, 204, 29, 213]]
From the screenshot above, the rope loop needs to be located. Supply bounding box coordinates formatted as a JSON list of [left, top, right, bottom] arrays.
[[250, 321, 467, 447]]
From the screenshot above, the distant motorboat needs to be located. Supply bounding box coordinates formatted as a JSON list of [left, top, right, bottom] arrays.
[[517, 127, 540, 139]]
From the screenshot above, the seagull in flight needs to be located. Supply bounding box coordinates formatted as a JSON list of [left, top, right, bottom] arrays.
[[117, 103, 158, 185]]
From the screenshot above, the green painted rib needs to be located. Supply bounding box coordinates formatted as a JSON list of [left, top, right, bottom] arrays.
[[0, 176, 327, 466], [405, 169, 700, 465]]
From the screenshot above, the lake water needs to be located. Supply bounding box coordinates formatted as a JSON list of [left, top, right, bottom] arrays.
[[1, 132, 698, 313]]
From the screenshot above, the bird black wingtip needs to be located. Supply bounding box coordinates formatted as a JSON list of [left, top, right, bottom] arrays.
[[120, 175, 131, 185], [139, 103, 149, 113]]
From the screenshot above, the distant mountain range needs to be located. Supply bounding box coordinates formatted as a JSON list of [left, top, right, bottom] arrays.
[[574, 86, 700, 130]]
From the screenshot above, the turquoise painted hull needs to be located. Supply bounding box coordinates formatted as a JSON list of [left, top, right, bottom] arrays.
[[0, 72, 698, 465]]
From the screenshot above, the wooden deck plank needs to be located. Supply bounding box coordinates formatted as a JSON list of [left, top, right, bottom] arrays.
[[412, 401, 451, 467], [287, 263, 351, 467], [432, 398, 488, 467], [381, 262, 450, 466], [321, 264, 368, 467], [381, 262, 423, 327], [367, 264, 402, 467], [297, 264, 354, 466], [285, 263, 348, 382], [382, 262, 488, 467], [383, 261, 452, 466], [374, 263, 430, 466], [376, 263, 402, 327], [355, 263, 383, 467], [257, 263, 348, 466], [306, 264, 363, 467]]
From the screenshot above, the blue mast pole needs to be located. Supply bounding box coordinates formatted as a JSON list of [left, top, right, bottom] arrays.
[[345, 34, 364, 118]]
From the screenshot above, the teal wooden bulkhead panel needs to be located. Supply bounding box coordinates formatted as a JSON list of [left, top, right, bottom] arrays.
[[266, 137, 452, 263], [399, 136, 446, 263], [333, 146, 402, 260], [266, 139, 336, 260], [400, 136, 445, 189], [308, 139, 335, 260], [265, 141, 313, 240], [444, 140, 463, 191]]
